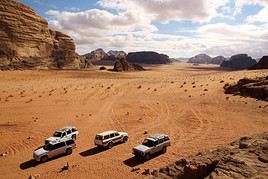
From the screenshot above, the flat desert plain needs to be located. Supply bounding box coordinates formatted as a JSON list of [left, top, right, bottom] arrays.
[[0, 63, 267, 179]]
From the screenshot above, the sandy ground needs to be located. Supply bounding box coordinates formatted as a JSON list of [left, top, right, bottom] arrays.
[[0, 63, 267, 179]]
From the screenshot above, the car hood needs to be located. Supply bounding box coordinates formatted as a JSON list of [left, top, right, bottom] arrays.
[[133, 144, 150, 152], [46, 136, 59, 142], [34, 147, 47, 156]]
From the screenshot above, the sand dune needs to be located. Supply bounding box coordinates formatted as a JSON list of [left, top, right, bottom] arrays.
[[0, 63, 267, 178]]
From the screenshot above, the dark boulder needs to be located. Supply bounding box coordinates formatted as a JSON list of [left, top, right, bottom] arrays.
[[220, 54, 257, 70], [126, 51, 171, 64]]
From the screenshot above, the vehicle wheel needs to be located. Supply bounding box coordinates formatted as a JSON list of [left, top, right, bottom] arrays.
[[144, 153, 150, 161], [123, 136, 128, 143], [108, 142, 113, 149], [40, 155, 48, 163], [66, 148, 73, 155], [72, 134, 77, 140], [162, 147, 167, 153]]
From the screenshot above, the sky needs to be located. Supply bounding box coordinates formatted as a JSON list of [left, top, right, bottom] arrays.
[[17, 0, 268, 58]]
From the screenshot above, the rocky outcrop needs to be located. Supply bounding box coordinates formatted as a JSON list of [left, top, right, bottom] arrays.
[[0, 0, 87, 70], [126, 51, 171, 64], [188, 54, 212, 64], [83, 48, 108, 61], [220, 54, 257, 70], [151, 132, 268, 179], [250, 56, 268, 70], [107, 50, 127, 61], [113, 58, 145, 72], [224, 76, 268, 101], [211, 56, 226, 65]]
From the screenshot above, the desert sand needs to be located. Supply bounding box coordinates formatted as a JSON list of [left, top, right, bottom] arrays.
[[0, 63, 267, 179]]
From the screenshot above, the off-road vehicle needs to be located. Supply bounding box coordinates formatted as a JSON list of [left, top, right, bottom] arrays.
[[132, 134, 170, 160], [95, 130, 128, 149], [45, 126, 78, 144], [33, 138, 76, 162]]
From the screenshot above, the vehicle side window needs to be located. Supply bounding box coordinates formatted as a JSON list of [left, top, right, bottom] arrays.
[[159, 139, 164, 144], [115, 132, 119, 136], [154, 140, 159, 146], [104, 135, 109, 140], [164, 136, 170, 141], [61, 132, 66, 137], [66, 130, 71, 135], [54, 142, 65, 149], [66, 140, 74, 145], [110, 133, 115, 138], [72, 128, 77, 132]]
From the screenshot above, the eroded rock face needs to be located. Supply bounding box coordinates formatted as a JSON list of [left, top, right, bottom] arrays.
[[250, 56, 268, 70], [224, 76, 268, 101], [0, 0, 85, 70], [83, 48, 108, 61], [211, 56, 226, 65], [151, 132, 268, 179], [113, 58, 145, 72], [188, 54, 212, 64], [126, 51, 171, 64], [220, 54, 257, 70]]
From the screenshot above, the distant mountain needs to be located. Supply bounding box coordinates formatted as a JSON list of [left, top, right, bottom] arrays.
[[188, 54, 212, 64], [83, 48, 108, 61], [211, 56, 226, 65], [221, 54, 257, 70], [126, 51, 171, 64], [250, 56, 268, 70]]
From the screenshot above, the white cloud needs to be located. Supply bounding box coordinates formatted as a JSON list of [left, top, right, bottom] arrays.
[[45, 0, 268, 58]]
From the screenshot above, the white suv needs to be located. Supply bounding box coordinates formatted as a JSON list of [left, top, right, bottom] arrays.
[[95, 130, 128, 149], [45, 126, 78, 144], [132, 134, 171, 160], [33, 138, 76, 162]]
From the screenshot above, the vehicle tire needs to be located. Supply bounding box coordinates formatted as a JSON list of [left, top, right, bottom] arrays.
[[144, 153, 150, 161], [162, 147, 167, 153], [66, 148, 73, 155], [123, 136, 128, 143], [72, 134, 77, 140], [40, 155, 48, 163], [108, 142, 113, 149]]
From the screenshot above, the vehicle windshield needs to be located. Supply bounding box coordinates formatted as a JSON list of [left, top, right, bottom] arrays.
[[43, 143, 53, 151], [142, 139, 155, 147], [95, 135, 103, 140], [53, 132, 62, 137]]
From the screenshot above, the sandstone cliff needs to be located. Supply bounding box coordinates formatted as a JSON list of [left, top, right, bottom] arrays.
[[0, 0, 86, 70]]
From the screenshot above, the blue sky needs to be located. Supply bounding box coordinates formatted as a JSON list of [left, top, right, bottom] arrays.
[[17, 0, 268, 58]]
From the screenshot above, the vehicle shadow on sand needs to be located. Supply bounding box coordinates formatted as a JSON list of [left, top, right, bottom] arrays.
[[123, 153, 162, 167], [79, 147, 109, 156]]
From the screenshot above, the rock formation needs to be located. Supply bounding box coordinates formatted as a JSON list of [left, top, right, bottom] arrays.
[[83, 48, 108, 61], [220, 54, 257, 70], [151, 132, 268, 179], [224, 76, 268, 101], [250, 56, 268, 70], [126, 51, 171, 64], [107, 50, 127, 61], [211, 56, 226, 65], [0, 0, 87, 70], [113, 58, 145, 72], [188, 54, 212, 64]]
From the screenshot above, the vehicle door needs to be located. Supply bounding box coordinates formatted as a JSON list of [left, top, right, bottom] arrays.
[[151, 140, 160, 154], [66, 129, 72, 138], [103, 135, 110, 146], [61, 132, 67, 139], [111, 132, 121, 143], [50, 142, 66, 157]]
